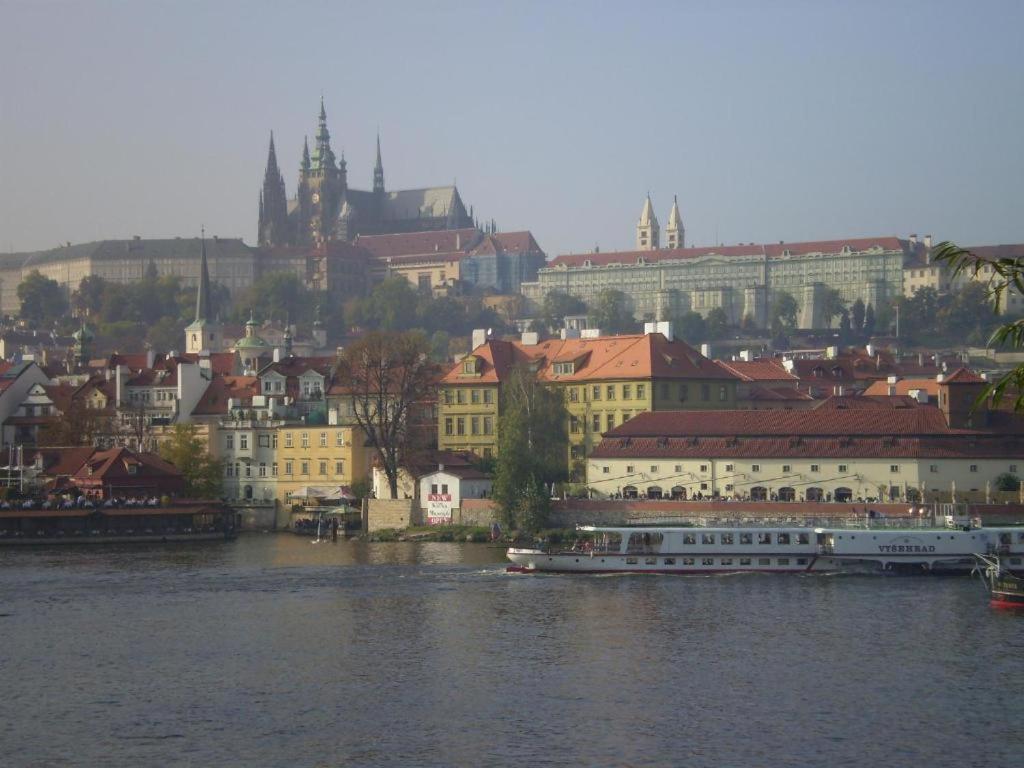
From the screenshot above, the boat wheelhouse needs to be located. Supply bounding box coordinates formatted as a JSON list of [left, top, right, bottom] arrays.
[[507, 519, 1024, 575]]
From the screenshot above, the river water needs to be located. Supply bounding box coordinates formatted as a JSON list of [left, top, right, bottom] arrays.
[[1, 534, 1022, 768]]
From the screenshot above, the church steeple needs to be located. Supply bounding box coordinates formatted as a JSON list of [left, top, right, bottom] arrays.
[[300, 136, 311, 174], [258, 131, 288, 246], [665, 195, 685, 249], [311, 97, 336, 173], [185, 230, 222, 354], [636, 194, 660, 251], [373, 132, 385, 194]]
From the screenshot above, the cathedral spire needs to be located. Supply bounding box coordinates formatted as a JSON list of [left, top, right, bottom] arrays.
[[195, 229, 212, 323], [636, 194, 660, 251], [373, 132, 385, 194], [301, 136, 311, 173], [312, 98, 335, 171], [666, 194, 685, 249], [259, 131, 288, 246]]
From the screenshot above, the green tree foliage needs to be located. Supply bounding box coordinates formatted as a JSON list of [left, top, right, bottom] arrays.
[[18, 271, 69, 327], [38, 398, 110, 447], [538, 291, 587, 334], [934, 242, 1024, 409], [674, 311, 708, 344], [770, 291, 799, 334], [234, 272, 311, 325], [821, 288, 847, 327], [995, 472, 1020, 492], [704, 308, 730, 340], [864, 303, 877, 337], [158, 423, 223, 498], [587, 289, 637, 334], [492, 365, 568, 532], [851, 298, 866, 335]]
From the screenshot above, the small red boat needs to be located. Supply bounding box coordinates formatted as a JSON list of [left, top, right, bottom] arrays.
[[976, 554, 1024, 609]]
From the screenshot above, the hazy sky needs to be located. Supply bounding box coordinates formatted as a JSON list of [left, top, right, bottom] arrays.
[[2, 0, 1023, 257]]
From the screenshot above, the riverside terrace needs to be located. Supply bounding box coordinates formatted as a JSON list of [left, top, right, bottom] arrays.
[[0, 497, 235, 543]]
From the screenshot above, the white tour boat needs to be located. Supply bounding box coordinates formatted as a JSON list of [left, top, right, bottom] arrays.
[[507, 517, 1024, 575]]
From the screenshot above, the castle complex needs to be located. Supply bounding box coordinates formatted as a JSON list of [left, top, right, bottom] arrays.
[[258, 99, 474, 246]]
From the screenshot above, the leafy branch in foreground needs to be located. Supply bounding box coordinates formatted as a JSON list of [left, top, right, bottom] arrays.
[[933, 241, 1024, 410]]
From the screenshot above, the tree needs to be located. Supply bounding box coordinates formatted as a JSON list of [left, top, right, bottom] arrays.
[[821, 288, 846, 327], [38, 398, 111, 447], [851, 298, 866, 336], [587, 289, 636, 335], [159, 423, 223, 498], [492, 365, 568, 532], [704, 308, 730, 340], [235, 272, 312, 325], [337, 331, 437, 498], [18, 271, 68, 326], [864, 303, 877, 337], [674, 311, 707, 344], [935, 242, 1024, 409], [539, 291, 586, 334], [838, 310, 852, 342], [72, 275, 108, 318], [995, 472, 1020, 492], [770, 291, 799, 334]]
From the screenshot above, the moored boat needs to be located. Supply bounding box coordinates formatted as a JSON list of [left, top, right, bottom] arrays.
[[508, 517, 1024, 575], [975, 553, 1024, 608]]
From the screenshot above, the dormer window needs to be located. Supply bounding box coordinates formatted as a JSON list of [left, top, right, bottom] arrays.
[[552, 361, 575, 376], [461, 356, 482, 376]]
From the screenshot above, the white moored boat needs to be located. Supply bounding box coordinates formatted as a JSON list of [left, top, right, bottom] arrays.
[[507, 517, 1024, 575]]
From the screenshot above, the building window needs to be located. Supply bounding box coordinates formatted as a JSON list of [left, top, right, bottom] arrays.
[[719, 386, 728, 401], [225, 434, 234, 450], [626, 465, 634, 473], [471, 416, 480, 435], [456, 418, 465, 436], [602, 466, 609, 474], [570, 416, 580, 434], [606, 413, 615, 430], [445, 418, 454, 436], [319, 432, 327, 448], [636, 384, 645, 400], [285, 433, 293, 448], [244, 464, 251, 477], [623, 384, 632, 400], [838, 464, 848, 473], [258, 434, 270, 448], [700, 464, 708, 473], [272, 433, 278, 449], [1011, 465, 1018, 473], [240, 434, 248, 450], [336, 432, 344, 447], [483, 417, 493, 435], [810, 464, 819, 472], [258, 463, 267, 477], [319, 461, 327, 476], [970, 465, 978, 473], [930, 464, 938, 473], [456, 389, 466, 405], [444, 389, 453, 405], [592, 414, 600, 432], [890, 465, 900, 473], [660, 382, 669, 399], [592, 385, 601, 401], [752, 464, 760, 472], [606, 385, 615, 400], [285, 461, 293, 476], [679, 384, 689, 401], [650, 465, 659, 473], [782, 465, 791, 473], [701, 384, 710, 401], [335, 460, 344, 476], [301, 433, 309, 448], [226, 464, 233, 477], [483, 389, 493, 404], [301, 461, 309, 476], [272, 463, 278, 476], [725, 464, 734, 472]]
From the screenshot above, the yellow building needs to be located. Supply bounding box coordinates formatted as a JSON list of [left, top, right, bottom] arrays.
[[275, 423, 373, 505], [438, 327, 740, 478]]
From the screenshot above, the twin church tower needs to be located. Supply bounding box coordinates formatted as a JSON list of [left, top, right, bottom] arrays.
[[635, 194, 685, 251], [257, 98, 473, 247]]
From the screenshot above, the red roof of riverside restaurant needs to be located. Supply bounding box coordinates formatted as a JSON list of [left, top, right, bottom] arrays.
[[441, 333, 737, 386], [548, 237, 906, 269]]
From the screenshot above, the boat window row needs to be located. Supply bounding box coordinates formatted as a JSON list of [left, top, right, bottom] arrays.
[[623, 557, 809, 567], [681, 531, 810, 545]]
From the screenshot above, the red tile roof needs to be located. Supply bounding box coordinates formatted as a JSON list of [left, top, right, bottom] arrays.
[[191, 375, 259, 416], [355, 229, 480, 258], [716, 359, 796, 382], [441, 333, 737, 386]]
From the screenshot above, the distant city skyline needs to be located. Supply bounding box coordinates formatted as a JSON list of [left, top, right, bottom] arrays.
[[2, 0, 1023, 257]]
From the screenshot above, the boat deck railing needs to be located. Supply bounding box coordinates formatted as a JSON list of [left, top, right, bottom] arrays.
[[618, 515, 978, 530]]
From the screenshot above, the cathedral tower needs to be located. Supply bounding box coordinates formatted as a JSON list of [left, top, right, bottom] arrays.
[[296, 98, 345, 245], [258, 132, 289, 246], [636, 194, 660, 251], [665, 195, 685, 249], [185, 232, 222, 354], [373, 133, 385, 194]]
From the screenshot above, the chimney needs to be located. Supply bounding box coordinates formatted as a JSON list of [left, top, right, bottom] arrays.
[[273, 348, 281, 363], [455, 233, 461, 250], [909, 234, 918, 246], [866, 343, 875, 358], [471, 329, 488, 350], [700, 343, 711, 358], [739, 349, 751, 362], [924, 234, 932, 250], [145, 349, 156, 369], [520, 331, 539, 346], [887, 384, 896, 396]]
